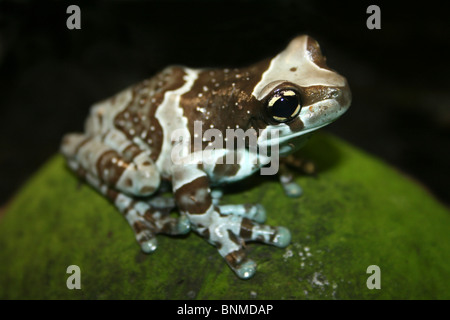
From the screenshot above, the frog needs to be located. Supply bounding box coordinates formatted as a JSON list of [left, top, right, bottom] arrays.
[[61, 35, 351, 279]]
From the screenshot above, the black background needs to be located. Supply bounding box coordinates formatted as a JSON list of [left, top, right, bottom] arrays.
[[0, 0, 449, 206]]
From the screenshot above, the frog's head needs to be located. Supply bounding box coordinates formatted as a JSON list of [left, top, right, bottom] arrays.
[[253, 35, 351, 155]]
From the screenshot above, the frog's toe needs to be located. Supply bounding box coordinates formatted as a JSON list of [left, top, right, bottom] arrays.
[[252, 204, 266, 223], [283, 182, 303, 198], [176, 215, 191, 234], [241, 220, 291, 248], [211, 189, 224, 202], [140, 238, 158, 253], [272, 226, 291, 248], [235, 259, 257, 280]]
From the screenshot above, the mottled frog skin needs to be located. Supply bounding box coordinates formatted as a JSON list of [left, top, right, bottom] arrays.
[[61, 35, 351, 279]]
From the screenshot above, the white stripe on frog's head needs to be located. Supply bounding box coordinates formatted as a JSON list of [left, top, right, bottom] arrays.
[[252, 35, 347, 101]]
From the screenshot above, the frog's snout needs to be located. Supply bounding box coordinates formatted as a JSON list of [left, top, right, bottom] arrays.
[[299, 81, 351, 130], [337, 81, 352, 111]]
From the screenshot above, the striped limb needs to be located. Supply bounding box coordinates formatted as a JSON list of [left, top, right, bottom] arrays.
[[279, 162, 303, 198], [279, 154, 316, 197], [61, 133, 190, 252], [278, 155, 316, 198], [61, 132, 161, 196], [211, 189, 266, 223], [173, 164, 291, 279]]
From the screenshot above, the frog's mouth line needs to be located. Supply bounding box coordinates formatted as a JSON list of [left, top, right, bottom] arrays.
[[278, 122, 329, 144], [258, 122, 328, 151]]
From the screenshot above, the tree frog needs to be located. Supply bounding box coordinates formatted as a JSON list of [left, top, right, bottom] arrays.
[[61, 35, 351, 279]]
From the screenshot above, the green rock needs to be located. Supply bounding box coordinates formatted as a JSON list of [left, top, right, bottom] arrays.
[[0, 133, 449, 299]]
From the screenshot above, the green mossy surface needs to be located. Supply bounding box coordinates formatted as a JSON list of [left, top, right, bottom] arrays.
[[0, 133, 449, 299]]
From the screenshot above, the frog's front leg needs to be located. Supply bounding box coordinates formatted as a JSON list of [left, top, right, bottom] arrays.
[[278, 155, 317, 198], [279, 162, 303, 198], [172, 164, 290, 279]]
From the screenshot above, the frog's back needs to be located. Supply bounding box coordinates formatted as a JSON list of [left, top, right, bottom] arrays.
[[83, 66, 199, 166]]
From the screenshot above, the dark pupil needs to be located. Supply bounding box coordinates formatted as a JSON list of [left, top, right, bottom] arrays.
[[272, 95, 298, 119]]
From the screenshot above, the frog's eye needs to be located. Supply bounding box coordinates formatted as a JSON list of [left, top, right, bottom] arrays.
[[267, 89, 302, 122]]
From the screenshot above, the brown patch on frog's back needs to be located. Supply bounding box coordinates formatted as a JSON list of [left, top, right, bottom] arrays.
[[114, 67, 187, 162], [179, 59, 272, 150], [95, 150, 126, 186]]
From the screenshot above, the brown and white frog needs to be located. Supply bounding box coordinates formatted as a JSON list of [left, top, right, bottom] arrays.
[[61, 35, 351, 279]]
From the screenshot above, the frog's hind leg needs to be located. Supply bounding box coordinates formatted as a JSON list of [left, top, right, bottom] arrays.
[[64, 155, 190, 254], [61, 132, 161, 197]]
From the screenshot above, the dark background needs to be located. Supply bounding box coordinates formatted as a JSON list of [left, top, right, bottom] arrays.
[[0, 0, 449, 207]]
